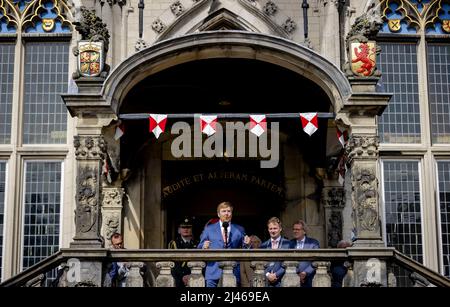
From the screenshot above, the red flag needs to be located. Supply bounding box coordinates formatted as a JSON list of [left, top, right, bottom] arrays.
[[249, 115, 267, 137], [149, 114, 167, 139], [300, 113, 318, 136]]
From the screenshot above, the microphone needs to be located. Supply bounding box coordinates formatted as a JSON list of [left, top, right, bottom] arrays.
[[222, 221, 229, 248]]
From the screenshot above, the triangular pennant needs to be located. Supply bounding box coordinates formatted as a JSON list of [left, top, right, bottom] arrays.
[[149, 114, 168, 139], [337, 127, 348, 147], [337, 155, 347, 185], [200, 115, 217, 136], [249, 114, 267, 137], [300, 113, 318, 136], [114, 123, 125, 140], [102, 158, 112, 184]]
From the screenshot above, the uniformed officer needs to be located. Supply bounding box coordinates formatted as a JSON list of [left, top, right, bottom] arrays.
[[168, 217, 198, 287]]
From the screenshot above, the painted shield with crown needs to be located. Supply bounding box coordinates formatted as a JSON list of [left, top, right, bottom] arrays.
[[78, 41, 104, 77]]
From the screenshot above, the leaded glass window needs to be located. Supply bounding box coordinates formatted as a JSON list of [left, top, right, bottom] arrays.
[[377, 43, 421, 143], [0, 44, 14, 144], [383, 160, 423, 286], [427, 44, 450, 144], [22, 42, 69, 144], [22, 161, 61, 275], [0, 162, 6, 281], [437, 161, 450, 278]]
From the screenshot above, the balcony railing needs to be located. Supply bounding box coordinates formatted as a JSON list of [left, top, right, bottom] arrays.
[[1, 248, 449, 287]]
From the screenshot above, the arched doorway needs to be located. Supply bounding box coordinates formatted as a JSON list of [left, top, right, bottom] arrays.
[[100, 31, 351, 248]]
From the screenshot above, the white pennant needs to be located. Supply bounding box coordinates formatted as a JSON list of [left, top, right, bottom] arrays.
[[300, 112, 318, 136], [249, 115, 267, 137], [200, 115, 217, 136]]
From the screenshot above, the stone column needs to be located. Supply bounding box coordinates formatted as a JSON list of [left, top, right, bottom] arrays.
[[322, 184, 345, 247], [251, 261, 267, 287], [101, 187, 124, 247], [346, 135, 382, 245], [219, 261, 237, 287], [156, 262, 175, 287], [187, 261, 206, 287], [71, 135, 107, 248], [281, 261, 300, 287], [312, 261, 331, 287]]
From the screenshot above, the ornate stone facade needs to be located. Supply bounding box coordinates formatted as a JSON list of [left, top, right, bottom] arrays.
[[74, 136, 107, 160], [323, 187, 345, 247], [345, 136, 379, 163], [101, 187, 124, 246], [352, 166, 379, 233]]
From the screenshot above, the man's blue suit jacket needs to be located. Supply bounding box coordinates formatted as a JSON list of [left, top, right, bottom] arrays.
[[198, 222, 247, 281], [290, 236, 320, 287], [260, 237, 291, 287]]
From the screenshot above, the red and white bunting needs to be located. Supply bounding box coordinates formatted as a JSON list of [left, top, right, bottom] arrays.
[[149, 114, 167, 139], [102, 158, 112, 183], [200, 115, 217, 136], [337, 127, 349, 147], [114, 123, 125, 140], [337, 156, 347, 185], [300, 112, 318, 136], [249, 114, 267, 137]]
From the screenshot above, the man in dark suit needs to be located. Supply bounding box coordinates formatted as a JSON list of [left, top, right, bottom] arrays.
[[260, 217, 291, 287], [290, 220, 320, 287], [198, 201, 250, 287], [168, 217, 198, 287]]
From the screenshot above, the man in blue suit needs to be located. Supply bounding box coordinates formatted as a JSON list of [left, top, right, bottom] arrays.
[[260, 217, 291, 287], [198, 201, 250, 287], [290, 220, 320, 287]]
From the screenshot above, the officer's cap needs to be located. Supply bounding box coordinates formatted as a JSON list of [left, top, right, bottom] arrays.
[[179, 217, 193, 227]]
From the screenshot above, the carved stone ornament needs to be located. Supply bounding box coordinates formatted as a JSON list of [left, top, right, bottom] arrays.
[[74, 136, 107, 160], [72, 7, 110, 78], [170, 1, 184, 17], [282, 18, 297, 33], [263, 1, 278, 16], [345, 136, 379, 163], [152, 19, 166, 34], [352, 167, 379, 232], [344, 6, 383, 78], [328, 211, 342, 247], [103, 213, 120, 240], [135, 38, 148, 52], [76, 168, 99, 233], [99, 0, 126, 6], [103, 188, 124, 208], [323, 187, 345, 209]]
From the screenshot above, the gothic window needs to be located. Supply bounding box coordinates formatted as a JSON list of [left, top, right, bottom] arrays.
[[0, 162, 6, 281], [436, 161, 450, 278], [0, 0, 72, 280], [22, 42, 69, 144], [382, 160, 423, 286], [378, 0, 450, 145], [377, 42, 421, 143], [22, 161, 62, 284], [0, 44, 14, 144]]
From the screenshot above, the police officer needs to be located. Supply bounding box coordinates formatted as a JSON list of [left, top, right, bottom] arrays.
[[168, 217, 198, 287]]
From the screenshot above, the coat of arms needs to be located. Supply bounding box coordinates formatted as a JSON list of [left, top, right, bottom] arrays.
[[78, 41, 104, 77], [350, 41, 377, 77]]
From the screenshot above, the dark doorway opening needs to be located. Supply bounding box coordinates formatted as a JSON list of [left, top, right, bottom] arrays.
[[162, 159, 285, 244]]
